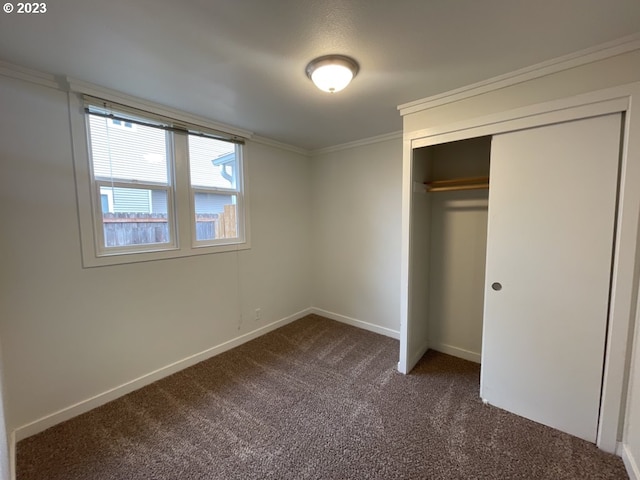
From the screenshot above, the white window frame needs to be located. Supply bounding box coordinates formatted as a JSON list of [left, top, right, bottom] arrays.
[[69, 89, 252, 268]]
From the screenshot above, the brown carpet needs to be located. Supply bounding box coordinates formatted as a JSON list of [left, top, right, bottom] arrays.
[[17, 314, 628, 479]]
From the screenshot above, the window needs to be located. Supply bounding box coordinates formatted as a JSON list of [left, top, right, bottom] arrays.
[[87, 108, 174, 252], [189, 135, 242, 244], [75, 96, 248, 266]]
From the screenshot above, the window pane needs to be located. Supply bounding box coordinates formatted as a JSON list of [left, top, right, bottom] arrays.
[[194, 192, 237, 241], [89, 114, 168, 183], [189, 135, 237, 189], [100, 186, 170, 247]]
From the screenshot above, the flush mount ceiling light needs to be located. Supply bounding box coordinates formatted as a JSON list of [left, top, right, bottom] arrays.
[[305, 55, 360, 93]]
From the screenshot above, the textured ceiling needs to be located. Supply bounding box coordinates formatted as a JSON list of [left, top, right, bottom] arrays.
[[1, 0, 639, 150]]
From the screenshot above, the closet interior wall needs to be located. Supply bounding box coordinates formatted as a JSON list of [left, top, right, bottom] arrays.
[[419, 136, 491, 363]]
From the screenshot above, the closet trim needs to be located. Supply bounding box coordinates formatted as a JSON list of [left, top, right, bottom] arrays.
[[408, 92, 629, 149]]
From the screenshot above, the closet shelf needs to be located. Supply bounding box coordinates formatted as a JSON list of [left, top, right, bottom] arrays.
[[425, 176, 489, 193]]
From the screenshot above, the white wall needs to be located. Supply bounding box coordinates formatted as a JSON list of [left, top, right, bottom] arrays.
[[428, 192, 487, 362], [0, 73, 312, 439], [311, 138, 402, 336]]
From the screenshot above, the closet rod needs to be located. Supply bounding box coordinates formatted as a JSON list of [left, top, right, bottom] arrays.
[[426, 175, 489, 187], [427, 183, 489, 193], [425, 175, 489, 192]]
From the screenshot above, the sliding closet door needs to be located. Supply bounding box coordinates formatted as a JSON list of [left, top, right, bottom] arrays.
[[480, 113, 621, 443]]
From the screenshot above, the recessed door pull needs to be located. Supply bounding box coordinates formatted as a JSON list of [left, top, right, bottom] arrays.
[[491, 282, 502, 291]]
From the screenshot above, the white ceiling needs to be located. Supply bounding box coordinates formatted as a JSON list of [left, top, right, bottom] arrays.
[[1, 0, 639, 150]]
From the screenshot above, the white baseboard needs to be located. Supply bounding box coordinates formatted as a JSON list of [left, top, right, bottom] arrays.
[[622, 442, 640, 480], [310, 308, 400, 339], [14, 308, 312, 442], [429, 342, 482, 364]]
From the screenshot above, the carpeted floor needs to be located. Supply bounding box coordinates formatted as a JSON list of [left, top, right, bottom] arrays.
[[17, 314, 628, 479]]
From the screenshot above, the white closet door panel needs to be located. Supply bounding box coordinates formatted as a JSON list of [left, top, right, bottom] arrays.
[[480, 113, 621, 442]]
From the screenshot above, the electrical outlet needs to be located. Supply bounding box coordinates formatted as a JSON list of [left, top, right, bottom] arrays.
[[255, 308, 261, 321]]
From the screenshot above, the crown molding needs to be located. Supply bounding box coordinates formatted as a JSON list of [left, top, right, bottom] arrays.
[[250, 135, 311, 156], [0, 59, 60, 89], [311, 131, 402, 156], [398, 33, 640, 116]]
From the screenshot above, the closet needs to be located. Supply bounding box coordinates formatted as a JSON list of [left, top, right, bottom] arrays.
[[416, 137, 491, 364], [405, 113, 622, 444]]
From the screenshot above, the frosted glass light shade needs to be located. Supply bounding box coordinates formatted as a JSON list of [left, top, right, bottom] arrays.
[[306, 55, 359, 93]]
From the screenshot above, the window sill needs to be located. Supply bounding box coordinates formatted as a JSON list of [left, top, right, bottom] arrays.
[[82, 241, 251, 268]]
